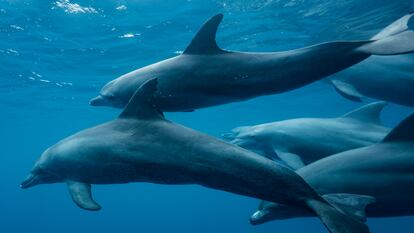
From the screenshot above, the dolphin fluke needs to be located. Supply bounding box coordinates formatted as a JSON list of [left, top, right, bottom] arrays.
[[306, 198, 370, 233], [357, 12, 414, 55], [322, 193, 376, 223]]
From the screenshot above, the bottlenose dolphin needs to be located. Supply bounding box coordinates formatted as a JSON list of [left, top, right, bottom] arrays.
[[250, 112, 414, 225], [329, 54, 414, 107], [90, 13, 414, 112], [21, 79, 368, 233], [223, 102, 390, 169], [327, 14, 414, 106]]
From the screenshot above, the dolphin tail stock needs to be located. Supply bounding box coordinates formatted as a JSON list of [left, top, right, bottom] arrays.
[[306, 198, 370, 233], [356, 12, 414, 55]]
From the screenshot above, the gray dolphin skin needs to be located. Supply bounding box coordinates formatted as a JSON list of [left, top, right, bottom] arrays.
[[21, 79, 369, 233], [328, 13, 414, 106], [90, 12, 414, 112], [251, 113, 414, 225], [223, 102, 390, 169], [329, 54, 414, 106]]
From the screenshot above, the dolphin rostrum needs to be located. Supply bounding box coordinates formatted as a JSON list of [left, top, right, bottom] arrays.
[[22, 79, 368, 233], [250, 112, 414, 225], [223, 102, 390, 169], [90, 13, 414, 112]]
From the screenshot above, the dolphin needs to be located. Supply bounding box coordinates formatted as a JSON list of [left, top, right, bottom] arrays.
[[327, 13, 414, 107], [250, 112, 414, 225], [329, 54, 414, 107], [90, 12, 414, 112], [223, 102, 390, 169], [21, 79, 369, 233]]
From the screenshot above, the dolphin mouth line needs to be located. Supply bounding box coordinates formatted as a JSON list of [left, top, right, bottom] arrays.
[[20, 174, 38, 189]]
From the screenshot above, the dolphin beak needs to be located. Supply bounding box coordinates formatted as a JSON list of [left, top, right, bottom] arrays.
[[89, 95, 105, 106], [249, 210, 267, 225], [20, 173, 41, 189]]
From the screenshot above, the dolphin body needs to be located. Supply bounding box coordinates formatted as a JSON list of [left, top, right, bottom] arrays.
[[329, 54, 414, 107], [223, 102, 390, 169], [21, 79, 369, 233], [251, 113, 414, 225], [90, 13, 414, 112], [328, 14, 414, 107]]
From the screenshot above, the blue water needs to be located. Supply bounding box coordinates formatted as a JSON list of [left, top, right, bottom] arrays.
[[2, 0, 414, 232]]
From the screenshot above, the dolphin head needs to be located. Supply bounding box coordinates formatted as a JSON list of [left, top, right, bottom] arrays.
[[20, 166, 62, 189], [90, 79, 127, 108], [222, 126, 253, 144], [223, 126, 267, 152], [250, 200, 309, 225], [90, 67, 154, 109], [20, 149, 63, 189]]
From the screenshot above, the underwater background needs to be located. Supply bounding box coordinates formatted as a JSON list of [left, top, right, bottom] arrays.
[[2, 0, 414, 232]]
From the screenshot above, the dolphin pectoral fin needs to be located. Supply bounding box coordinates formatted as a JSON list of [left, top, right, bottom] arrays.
[[275, 151, 305, 170], [67, 181, 101, 211], [322, 193, 376, 223], [183, 14, 227, 55], [331, 79, 363, 102], [119, 78, 165, 121]]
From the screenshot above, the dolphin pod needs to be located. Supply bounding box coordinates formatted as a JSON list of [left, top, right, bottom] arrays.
[[90, 13, 414, 112], [250, 112, 414, 225], [21, 12, 414, 233], [21, 79, 369, 233], [223, 102, 390, 169]]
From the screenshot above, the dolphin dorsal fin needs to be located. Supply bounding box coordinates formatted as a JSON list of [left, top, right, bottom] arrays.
[[340, 102, 387, 125], [183, 14, 226, 55], [119, 78, 164, 120], [382, 113, 414, 142]]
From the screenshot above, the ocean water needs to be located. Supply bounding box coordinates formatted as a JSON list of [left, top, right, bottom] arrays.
[[1, 0, 414, 233]]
